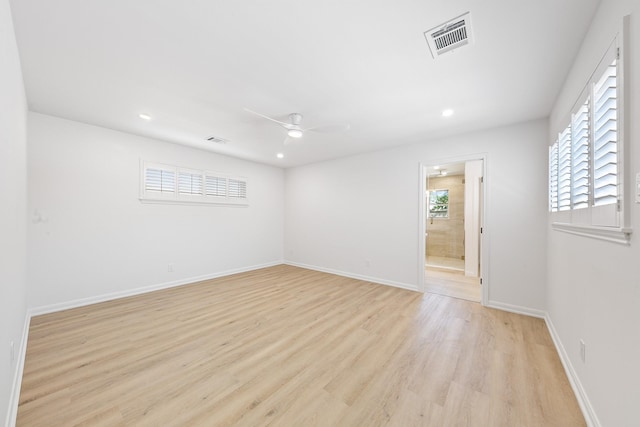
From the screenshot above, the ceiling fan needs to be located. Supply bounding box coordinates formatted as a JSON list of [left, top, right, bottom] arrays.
[[244, 108, 349, 144]]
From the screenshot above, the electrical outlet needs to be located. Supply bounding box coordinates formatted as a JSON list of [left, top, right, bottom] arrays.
[[168, 263, 174, 273], [579, 339, 586, 363], [9, 341, 14, 363]]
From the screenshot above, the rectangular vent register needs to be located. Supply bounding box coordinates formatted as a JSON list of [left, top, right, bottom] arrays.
[[424, 12, 474, 58]]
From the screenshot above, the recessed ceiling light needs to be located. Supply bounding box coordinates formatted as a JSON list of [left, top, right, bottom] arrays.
[[440, 170, 448, 176], [442, 109, 454, 117], [433, 165, 440, 170], [276, 153, 284, 159], [139, 113, 152, 121], [287, 129, 303, 138]]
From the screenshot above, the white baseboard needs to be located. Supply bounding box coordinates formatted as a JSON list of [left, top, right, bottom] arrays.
[[29, 261, 283, 316], [484, 300, 546, 318], [544, 314, 600, 427], [284, 261, 419, 292], [5, 312, 30, 427]]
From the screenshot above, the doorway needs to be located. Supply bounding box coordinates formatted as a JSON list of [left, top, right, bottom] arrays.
[[419, 157, 485, 303]]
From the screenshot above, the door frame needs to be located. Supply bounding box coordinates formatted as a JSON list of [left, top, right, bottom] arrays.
[[418, 153, 489, 305]]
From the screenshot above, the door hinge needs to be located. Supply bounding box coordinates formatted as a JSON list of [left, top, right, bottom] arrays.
[[480, 278, 483, 285], [480, 177, 484, 183], [617, 199, 621, 212], [480, 227, 483, 234], [617, 47, 620, 59]]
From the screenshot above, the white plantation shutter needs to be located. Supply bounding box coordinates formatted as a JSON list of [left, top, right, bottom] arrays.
[[549, 143, 558, 212], [141, 162, 248, 205], [178, 171, 203, 195], [228, 178, 247, 199], [205, 175, 227, 197], [548, 37, 625, 236], [571, 99, 590, 210], [592, 59, 618, 208], [557, 126, 572, 211], [547, 30, 629, 244], [145, 166, 175, 194]]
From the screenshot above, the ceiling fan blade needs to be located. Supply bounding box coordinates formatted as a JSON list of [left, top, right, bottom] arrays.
[[244, 108, 290, 126], [305, 123, 351, 133]]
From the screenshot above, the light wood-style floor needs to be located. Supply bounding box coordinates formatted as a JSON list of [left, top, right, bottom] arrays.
[[18, 265, 584, 426], [425, 255, 465, 272], [425, 267, 481, 302]]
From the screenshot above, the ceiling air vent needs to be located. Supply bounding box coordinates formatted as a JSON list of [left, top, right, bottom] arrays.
[[424, 12, 473, 58], [206, 135, 228, 144]]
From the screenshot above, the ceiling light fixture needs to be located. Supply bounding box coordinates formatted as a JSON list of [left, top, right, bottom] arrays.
[[139, 113, 152, 121], [287, 129, 303, 138], [433, 165, 440, 170], [276, 153, 284, 159], [440, 170, 448, 176], [442, 109, 454, 117]]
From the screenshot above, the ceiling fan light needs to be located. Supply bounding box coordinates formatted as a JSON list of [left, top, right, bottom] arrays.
[[287, 129, 303, 138]]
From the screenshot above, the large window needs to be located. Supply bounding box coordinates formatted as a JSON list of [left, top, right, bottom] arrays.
[[548, 39, 624, 231], [140, 161, 248, 206]]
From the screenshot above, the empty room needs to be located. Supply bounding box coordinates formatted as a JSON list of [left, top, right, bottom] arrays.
[[1, 0, 639, 426]]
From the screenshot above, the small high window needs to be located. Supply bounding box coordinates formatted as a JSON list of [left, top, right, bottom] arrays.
[[140, 161, 248, 206]]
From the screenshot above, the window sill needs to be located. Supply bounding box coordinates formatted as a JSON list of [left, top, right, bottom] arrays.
[[552, 222, 632, 245]]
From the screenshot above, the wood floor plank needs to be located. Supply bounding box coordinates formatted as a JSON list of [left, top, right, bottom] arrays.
[[17, 265, 585, 426], [425, 266, 481, 302]]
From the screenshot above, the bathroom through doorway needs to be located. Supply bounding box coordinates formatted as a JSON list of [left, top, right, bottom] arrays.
[[422, 158, 484, 302]]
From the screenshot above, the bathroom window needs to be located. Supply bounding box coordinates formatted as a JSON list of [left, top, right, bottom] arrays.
[[429, 189, 449, 219]]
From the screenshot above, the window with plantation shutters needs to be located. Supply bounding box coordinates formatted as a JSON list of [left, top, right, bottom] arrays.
[[143, 164, 176, 201], [571, 99, 590, 210], [557, 126, 572, 212], [228, 178, 247, 199], [145, 167, 175, 194], [205, 175, 227, 198], [548, 34, 630, 244], [178, 170, 203, 196], [140, 161, 248, 206], [592, 59, 618, 208]]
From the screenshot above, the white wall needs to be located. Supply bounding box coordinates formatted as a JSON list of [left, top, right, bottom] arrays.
[[285, 119, 548, 312], [28, 113, 284, 311], [0, 0, 28, 423], [547, 1, 640, 426]]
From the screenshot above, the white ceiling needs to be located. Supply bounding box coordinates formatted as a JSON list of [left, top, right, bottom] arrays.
[[10, 0, 600, 168]]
